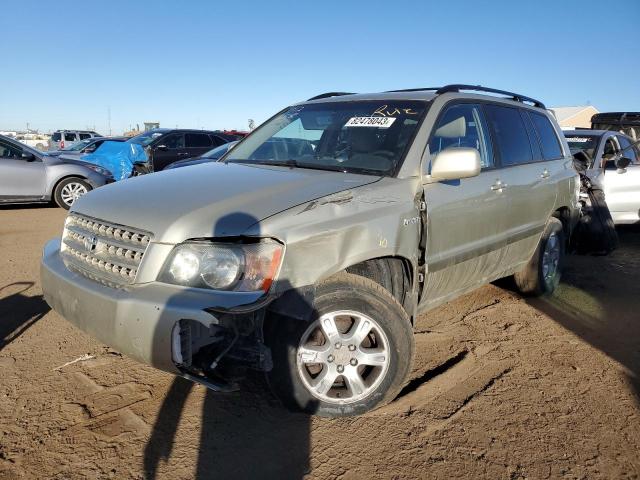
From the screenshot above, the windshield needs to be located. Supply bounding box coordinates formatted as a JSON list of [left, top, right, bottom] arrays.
[[64, 139, 93, 151], [203, 141, 238, 159], [226, 101, 427, 175], [127, 130, 168, 146], [564, 134, 600, 160]]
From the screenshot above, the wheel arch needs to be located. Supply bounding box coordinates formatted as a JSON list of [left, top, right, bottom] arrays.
[[267, 255, 417, 324]]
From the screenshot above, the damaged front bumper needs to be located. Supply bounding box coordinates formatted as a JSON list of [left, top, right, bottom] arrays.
[[40, 238, 271, 389]]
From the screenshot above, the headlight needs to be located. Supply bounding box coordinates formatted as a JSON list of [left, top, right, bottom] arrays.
[[86, 164, 112, 177], [158, 240, 283, 292]]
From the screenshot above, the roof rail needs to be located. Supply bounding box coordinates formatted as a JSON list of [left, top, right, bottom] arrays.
[[307, 92, 356, 101], [385, 87, 440, 93], [436, 84, 546, 108]]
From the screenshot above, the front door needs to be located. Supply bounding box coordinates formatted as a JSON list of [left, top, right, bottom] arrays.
[[0, 139, 45, 199], [151, 133, 185, 171], [421, 103, 508, 306], [604, 135, 640, 223]]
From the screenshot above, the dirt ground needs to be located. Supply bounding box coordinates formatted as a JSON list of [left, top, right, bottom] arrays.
[[0, 205, 639, 480]]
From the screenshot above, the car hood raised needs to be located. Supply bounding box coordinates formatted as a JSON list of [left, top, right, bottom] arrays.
[[72, 162, 380, 243]]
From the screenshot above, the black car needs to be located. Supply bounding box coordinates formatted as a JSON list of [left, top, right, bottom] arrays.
[[164, 141, 238, 170], [127, 129, 238, 171]]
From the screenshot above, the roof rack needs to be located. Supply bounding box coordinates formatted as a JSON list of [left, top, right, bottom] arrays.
[[436, 84, 545, 108], [386, 87, 440, 93], [307, 92, 356, 101], [386, 84, 545, 108]]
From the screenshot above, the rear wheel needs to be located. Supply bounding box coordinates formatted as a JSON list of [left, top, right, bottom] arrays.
[[53, 177, 91, 209], [514, 217, 564, 296], [266, 272, 414, 417]]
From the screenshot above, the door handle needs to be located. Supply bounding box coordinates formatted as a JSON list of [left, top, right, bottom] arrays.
[[540, 169, 550, 179], [491, 180, 508, 192], [177, 152, 189, 157]]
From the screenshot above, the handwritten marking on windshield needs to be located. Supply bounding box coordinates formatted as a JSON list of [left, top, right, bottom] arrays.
[[373, 105, 419, 117]]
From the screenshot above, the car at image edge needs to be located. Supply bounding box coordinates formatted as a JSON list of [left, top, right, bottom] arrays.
[[0, 134, 113, 209], [41, 84, 580, 417], [564, 130, 640, 224]]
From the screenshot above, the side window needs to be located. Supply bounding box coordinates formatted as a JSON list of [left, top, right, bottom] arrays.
[[79, 133, 91, 140], [185, 133, 213, 148], [0, 140, 22, 158], [617, 136, 638, 164], [64, 132, 77, 142], [529, 112, 563, 160], [52, 132, 61, 142], [211, 135, 228, 146], [429, 103, 494, 169], [603, 138, 619, 169], [484, 104, 533, 167], [162, 134, 185, 149], [521, 111, 543, 161]]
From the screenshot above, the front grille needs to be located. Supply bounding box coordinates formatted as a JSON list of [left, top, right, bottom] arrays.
[[61, 213, 153, 288]]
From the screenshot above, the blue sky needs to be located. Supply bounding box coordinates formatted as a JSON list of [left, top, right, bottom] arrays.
[[2, 0, 639, 134]]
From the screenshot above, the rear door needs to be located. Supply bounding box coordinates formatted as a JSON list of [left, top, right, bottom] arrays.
[[604, 135, 640, 223], [185, 132, 214, 159], [422, 102, 508, 304], [483, 105, 559, 266], [62, 131, 78, 149], [0, 139, 46, 199], [151, 133, 185, 170]]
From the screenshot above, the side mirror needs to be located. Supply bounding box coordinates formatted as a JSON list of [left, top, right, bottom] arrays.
[[426, 147, 481, 182], [616, 156, 631, 173], [21, 152, 35, 161], [156, 144, 168, 151], [83, 146, 97, 153]]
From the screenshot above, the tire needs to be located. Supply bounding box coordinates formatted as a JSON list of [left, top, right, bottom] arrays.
[[266, 272, 414, 417], [514, 218, 564, 297], [53, 177, 92, 210], [586, 188, 618, 254]]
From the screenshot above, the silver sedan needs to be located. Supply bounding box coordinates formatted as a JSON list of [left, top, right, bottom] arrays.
[[0, 134, 113, 209]]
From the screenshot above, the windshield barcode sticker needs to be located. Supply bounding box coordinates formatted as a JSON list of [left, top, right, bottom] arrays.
[[345, 117, 396, 128]]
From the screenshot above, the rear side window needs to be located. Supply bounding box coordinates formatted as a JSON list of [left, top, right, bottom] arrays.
[[485, 104, 533, 166], [211, 135, 229, 146], [79, 133, 91, 140], [64, 132, 77, 141], [52, 132, 61, 141], [162, 134, 185, 149], [185, 133, 213, 148], [529, 112, 563, 160]]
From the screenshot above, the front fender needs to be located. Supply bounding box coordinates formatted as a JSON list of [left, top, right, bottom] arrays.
[[251, 177, 423, 293]]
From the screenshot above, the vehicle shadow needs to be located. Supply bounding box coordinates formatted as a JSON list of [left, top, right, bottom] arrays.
[[143, 213, 316, 480], [526, 225, 640, 403], [0, 282, 50, 351], [0, 203, 56, 210]]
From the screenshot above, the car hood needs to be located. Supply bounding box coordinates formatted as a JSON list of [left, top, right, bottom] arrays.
[[72, 162, 380, 243]]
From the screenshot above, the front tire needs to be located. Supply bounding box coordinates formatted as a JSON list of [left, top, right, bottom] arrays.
[[514, 217, 565, 296], [53, 177, 91, 210], [266, 272, 414, 417]]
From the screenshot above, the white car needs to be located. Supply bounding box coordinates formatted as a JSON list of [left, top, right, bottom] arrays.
[[565, 130, 640, 224]]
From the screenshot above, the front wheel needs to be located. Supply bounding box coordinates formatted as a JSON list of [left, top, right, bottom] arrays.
[[266, 272, 414, 417], [514, 217, 565, 296], [53, 177, 91, 209]]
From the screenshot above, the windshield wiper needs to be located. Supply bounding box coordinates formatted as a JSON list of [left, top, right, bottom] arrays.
[[225, 158, 384, 176]]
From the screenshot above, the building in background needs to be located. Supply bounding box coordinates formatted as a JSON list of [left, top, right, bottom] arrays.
[[550, 105, 599, 129]]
